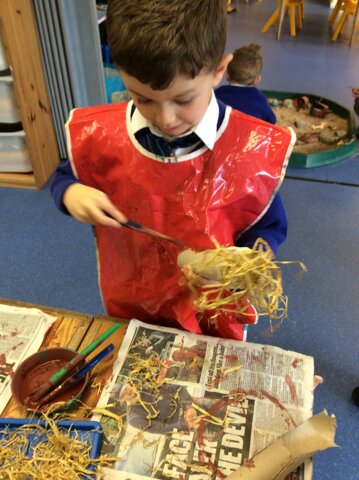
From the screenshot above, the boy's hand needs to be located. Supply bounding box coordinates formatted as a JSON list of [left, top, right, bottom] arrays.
[[63, 183, 127, 228], [177, 246, 252, 287]]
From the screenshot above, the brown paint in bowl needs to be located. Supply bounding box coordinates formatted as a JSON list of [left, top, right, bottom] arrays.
[[11, 348, 89, 412]]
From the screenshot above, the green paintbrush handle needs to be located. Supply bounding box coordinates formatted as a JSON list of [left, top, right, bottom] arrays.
[[79, 322, 120, 357], [50, 322, 121, 382], [28, 322, 120, 404]]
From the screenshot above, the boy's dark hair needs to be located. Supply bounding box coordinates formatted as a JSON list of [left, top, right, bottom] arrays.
[[106, 0, 227, 90], [227, 44, 263, 86]]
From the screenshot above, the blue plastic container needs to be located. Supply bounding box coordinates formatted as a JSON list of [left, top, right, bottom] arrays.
[[0, 418, 103, 477]]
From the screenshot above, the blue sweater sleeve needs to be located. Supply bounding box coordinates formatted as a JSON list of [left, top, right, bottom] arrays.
[[235, 194, 287, 256], [50, 160, 80, 214], [264, 102, 277, 124]]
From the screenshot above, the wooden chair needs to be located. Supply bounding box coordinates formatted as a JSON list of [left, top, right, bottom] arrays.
[[329, 0, 346, 27], [261, 0, 304, 37], [227, 0, 236, 13], [331, 0, 358, 41]]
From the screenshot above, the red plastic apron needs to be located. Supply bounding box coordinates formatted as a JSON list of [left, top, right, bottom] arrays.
[[66, 102, 294, 339]]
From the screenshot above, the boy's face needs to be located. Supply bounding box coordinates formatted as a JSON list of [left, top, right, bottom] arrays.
[[120, 55, 232, 137]]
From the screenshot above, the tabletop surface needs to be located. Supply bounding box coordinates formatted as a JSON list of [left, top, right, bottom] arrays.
[[0, 297, 129, 419]]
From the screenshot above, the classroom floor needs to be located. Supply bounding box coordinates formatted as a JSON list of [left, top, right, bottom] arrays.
[[0, 0, 358, 478]]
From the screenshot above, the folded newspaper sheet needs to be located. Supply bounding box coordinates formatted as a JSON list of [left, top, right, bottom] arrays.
[[0, 304, 57, 414], [94, 320, 318, 480]]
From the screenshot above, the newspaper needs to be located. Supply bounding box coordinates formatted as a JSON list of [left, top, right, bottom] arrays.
[[93, 319, 314, 480], [0, 304, 57, 414]]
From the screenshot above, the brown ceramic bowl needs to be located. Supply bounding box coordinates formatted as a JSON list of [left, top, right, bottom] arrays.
[[11, 348, 89, 413]]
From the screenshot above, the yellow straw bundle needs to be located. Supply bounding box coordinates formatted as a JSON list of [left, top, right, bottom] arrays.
[[178, 238, 306, 322], [0, 415, 118, 479]]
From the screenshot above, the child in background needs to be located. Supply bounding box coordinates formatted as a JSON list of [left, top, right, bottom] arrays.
[[51, 0, 295, 340], [353, 88, 359, 117], [216, 44, 276, 124]]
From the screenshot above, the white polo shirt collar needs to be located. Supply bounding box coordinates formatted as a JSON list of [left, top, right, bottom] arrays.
[[131, 90, 219, 151]]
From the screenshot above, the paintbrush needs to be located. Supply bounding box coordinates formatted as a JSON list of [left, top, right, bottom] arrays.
[[38, 343, 115, 407], [121, 220, 184, 247], [27, 323, 120, 404]]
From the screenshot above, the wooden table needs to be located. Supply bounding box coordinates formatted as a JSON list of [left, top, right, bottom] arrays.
[[0, 298, 129, 419]]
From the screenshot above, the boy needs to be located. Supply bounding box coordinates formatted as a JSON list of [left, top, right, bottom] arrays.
[[51, 0, 295, 340], [216, 44, 276, 124]]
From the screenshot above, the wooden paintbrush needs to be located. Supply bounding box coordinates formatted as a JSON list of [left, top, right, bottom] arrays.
[[38, 343, 115, 407], [26, 323, 120, 405], [121, 220, 184, 247]]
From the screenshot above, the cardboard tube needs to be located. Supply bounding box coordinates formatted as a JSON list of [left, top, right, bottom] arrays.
[[177, 247, 251, 284], [225, 411, 337, 480]]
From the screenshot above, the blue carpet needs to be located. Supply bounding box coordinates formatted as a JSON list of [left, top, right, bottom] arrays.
[[0, 181, 103, 314], [0, 1, 358, 477], [287, 152, 359, 185]]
